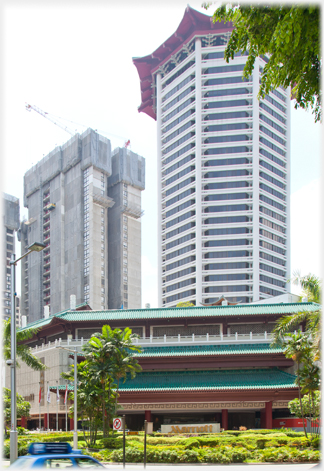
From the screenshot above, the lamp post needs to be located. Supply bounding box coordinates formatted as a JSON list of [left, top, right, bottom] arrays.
[[8, 242, 46, 464], [56, 346, 78, 449]]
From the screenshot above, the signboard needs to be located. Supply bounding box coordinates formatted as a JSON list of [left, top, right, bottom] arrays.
[[113, 417, 123, 431], [29, 443, 72, 455], [161, 423, 220, 434]]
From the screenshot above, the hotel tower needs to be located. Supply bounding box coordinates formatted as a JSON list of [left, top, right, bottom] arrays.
[[133, 6, 290, 308]]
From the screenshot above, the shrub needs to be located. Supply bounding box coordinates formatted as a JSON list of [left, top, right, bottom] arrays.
[[203, 451, 231, 464], [100, 437, 123, 449], [197, 436, 222, 447], [178, 437, 200, 449], [256, 438, 267, 449], [179, 450, 200, 462], [230, 447, 252, 462], [17, 427, 29, 435], [110, 447, 143, 463], [310, 436, 320, 449]]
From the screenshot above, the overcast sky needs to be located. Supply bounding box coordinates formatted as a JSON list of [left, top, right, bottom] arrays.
[[1, 1, 322, 307]]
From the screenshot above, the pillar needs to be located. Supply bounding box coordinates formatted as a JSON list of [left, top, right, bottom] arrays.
[[70, 417, 74, 430], [145, 410, 152, 422], [221, 409, 228, 430], [21, 416, 27, 428], [44, 414, 48, 429], [265, 401, 272, 429]]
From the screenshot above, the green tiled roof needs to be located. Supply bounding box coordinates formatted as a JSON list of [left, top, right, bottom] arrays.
[[18, 302, 320, 331], [118, 368, 297, 392], [137, 343, 283, 357]]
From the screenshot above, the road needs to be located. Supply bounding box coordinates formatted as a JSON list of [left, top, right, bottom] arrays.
[[2, 461, 320, 469]]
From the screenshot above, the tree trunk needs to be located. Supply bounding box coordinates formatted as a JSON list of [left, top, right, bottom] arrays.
[[102, 379, 106, 438], [297, 361, 308, 438]]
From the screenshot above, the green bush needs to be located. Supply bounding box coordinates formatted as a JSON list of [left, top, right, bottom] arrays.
[[17, 427, 29, 435], [110, 447, 143, 463], [179, 450, 200, 462], [310, 436, 320, 449], [203, 451, 231, 464], [230, 447, 252, 463], [256, 438, 267, 449], [178, 437, 200, 449], [100, 437, 123, 449]]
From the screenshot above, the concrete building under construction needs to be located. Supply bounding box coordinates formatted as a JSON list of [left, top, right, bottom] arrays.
[[3, 193, 20, 321], [19, 129, 145, 323]]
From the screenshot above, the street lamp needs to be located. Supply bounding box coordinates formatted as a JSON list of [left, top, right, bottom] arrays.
[[56, 346, 78, 450], [8, 242, 46, 464]]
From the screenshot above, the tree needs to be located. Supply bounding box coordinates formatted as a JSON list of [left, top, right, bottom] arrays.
[[288, 390, 320, 437], [204, 3, 321, 122], [76, 326, 142, 438], [291, 272, 321, 303], [282, 332, 310, 438], [3, 319, 46, 371], [3, 388, 31, 436], [176, 302, 195, 307], [271, 273, 321, 360], [62, 360, 115, 447]]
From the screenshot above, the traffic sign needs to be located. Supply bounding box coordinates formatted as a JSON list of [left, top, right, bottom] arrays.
[[113, 417, 122, 431]]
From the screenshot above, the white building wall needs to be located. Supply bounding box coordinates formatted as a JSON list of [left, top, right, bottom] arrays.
[[156, 34, 290, 307]]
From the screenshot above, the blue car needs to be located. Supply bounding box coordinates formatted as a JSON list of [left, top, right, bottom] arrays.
[[10, 442, 104, 468]]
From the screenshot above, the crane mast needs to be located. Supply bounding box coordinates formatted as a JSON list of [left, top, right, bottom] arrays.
[[25, 103, 76, 136]]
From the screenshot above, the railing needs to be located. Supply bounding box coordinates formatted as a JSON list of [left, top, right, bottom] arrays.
[[30, 331, 299, 354]]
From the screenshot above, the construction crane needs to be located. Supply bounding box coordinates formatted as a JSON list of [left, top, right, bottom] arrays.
[[26, 103, 131, 147], [25, 103, 78, 137]]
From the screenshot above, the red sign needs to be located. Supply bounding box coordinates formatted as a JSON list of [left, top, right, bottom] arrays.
[[113, 418, 122, 431]]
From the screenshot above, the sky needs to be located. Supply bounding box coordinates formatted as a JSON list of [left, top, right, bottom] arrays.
[[1, 1, 322, 307]]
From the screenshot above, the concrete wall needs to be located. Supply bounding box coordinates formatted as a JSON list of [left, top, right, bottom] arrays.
[[108, 148, 145, 310], [5, 346, 73, 417]]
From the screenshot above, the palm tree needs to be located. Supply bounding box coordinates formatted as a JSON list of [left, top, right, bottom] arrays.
[[3, 319, 46, 371], [292, 272, 321, 303], [271, 272, 321, 359]]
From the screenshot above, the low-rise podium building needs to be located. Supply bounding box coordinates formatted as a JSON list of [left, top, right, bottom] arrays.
[[10, 300, 318, 431]]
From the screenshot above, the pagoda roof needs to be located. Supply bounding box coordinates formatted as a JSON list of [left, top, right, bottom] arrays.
[[50, 368, 297, 393], [132, 5, 233, 120], [19, 302, 320, 333], [118, 368, 297, 392]]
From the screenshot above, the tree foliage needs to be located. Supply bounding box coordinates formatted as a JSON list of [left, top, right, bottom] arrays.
[[288, 390, 320, 437], [3, 387, 31, 426], [204, 3, 321, 122], [271, 273, 321, 360], [62, 326, 142, 443], [3, 320, 46, 371]]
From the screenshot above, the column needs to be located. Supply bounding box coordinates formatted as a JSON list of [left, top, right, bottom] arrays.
[[21, 416, 27, 428], [221, 409, 228, 430], [195, 37, 202, 305], [44, 414, 48, 429], [156, 72, 163, 308], [70, 417, 74, 430], [265, 401, 272, 429], [145, 410, 152, 422], [252, 57, 260, 301]]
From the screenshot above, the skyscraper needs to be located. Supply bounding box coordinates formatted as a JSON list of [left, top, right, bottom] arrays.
[[20, 128, 145, 323], [3, 193, 20, 321], [133, 6, 290, 307]]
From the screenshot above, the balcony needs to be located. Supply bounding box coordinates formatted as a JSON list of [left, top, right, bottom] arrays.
[[28, 330, 298, 354]]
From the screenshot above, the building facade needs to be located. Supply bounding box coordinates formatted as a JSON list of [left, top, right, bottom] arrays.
[[3, 193, 20, 322], [10, 300, 318, 432], [20, 129, 145, 323], [133, 6, 290, 308]]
